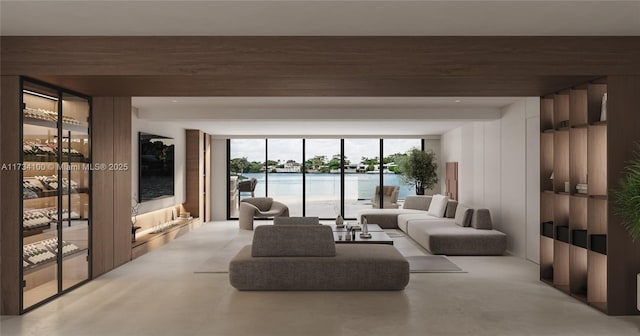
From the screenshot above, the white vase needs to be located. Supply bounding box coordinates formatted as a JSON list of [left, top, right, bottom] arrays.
[[336, 215, 343, 226], [600, 93, 607, 121]]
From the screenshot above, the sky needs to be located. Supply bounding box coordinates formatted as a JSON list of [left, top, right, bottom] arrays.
[[230, 138, 422, 163]]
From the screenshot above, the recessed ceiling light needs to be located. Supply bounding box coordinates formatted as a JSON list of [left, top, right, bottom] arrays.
[[170, 99, 178, 103], [454, 100, 461, 103]]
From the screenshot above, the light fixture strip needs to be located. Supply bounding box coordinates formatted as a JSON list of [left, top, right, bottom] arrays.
[[22, 89, 59, 101]]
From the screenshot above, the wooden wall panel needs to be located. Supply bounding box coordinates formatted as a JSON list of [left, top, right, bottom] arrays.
[[204, 134, 212, 222], [91, 97, 115, 277], [606, 76, 640, 315], [1, 36, 639, 96], [113, 97, 132, 267], [1, 76, 21, 315], [184, 130, 203, 218], [3, 37, 640, 77], [30, 74, 598, 97]]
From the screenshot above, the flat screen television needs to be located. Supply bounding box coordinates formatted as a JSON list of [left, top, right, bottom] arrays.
[[139, 132, 175, 202]]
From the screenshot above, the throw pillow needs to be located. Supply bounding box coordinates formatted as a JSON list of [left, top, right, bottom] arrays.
[[427, 194, 449, 218], [472, 209, 493, 230], [403, 195, 432, 211], [454, 204, 473, 227], [445, 200, 458, 218]]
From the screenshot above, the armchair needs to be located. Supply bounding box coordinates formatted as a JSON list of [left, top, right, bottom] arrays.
[[371, 185, 400, 209], [237, 178, 257, 205], [239, 197, 289, 230]]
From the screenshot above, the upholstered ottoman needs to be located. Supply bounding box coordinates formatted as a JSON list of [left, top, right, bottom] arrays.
[[229, 225, 409, 290]]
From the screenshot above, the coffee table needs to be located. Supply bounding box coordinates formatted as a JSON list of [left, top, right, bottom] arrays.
[[326, 223, 384, 233], [328, 224, 394, 245]]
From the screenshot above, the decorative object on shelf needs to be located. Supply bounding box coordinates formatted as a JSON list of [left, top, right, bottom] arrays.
[[612, 143, 640, 241], [575, 183, 588, 194], [550, 171, 554, 180], [131, 196, 141, 242], [600, 93, 608, 122], [559, 120, 569, 128], [564, 181, 570, 193], [541, 221, 554, 238], [332, 203, 344, 228], [360, 223, 372, 239], [397, 147, 439, 195]]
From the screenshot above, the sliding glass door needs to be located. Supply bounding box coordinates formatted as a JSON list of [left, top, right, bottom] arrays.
[[229, 139, 266, 218], [267, 139, 303, 216], [304, 139, 341, 218], [343, 139, 381, 219], [228, 138, 423, 219], [383, 139, 423, 205]]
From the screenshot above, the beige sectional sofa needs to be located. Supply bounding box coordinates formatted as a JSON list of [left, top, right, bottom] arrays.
[[358, 196, 507, 256], [229, 224, 410, 291]]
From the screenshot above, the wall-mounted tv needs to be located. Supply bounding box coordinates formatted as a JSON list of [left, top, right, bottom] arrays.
[[139, 132, 175, 202]]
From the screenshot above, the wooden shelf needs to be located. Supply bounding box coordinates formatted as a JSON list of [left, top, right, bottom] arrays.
[[590, 302, 608, 313], [572, 293, 588, 303], [23, 116, 88, 134], [132, 217, 201, 259], [589, 195, 607, 200], [23, 247, 87, 275], [590, 121, 607, 126]]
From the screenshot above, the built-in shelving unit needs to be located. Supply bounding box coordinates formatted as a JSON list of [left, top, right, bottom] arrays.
[[539, 77, 640, 315], [540, 79, 610, 311]]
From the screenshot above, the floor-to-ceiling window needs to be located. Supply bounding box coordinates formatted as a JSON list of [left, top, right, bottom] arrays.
[[304, 139, 341, 218], [383, 139, 423, 205], [228, 139, 266, 218], [343, 139, 381, 219], [228, 138, 423, 219], [267, 139, 303, 216]]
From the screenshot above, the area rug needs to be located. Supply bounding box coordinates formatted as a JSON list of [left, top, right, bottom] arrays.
[[405, 255, 465, 273], [196, 253, 465, 274]]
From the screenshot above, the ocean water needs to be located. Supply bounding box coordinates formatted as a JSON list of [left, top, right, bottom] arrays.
[[238, 173, 415, 200]]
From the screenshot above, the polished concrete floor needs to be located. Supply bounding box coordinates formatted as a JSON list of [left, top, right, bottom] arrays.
[[2, 221, 640, 336]]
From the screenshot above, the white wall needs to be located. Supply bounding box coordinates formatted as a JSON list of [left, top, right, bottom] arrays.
[[131, 108, 186, 215], [439, 98, 540, 261], [440, 122, 500, 208], [211, 138, 227, 220], [499, 100, 528, 257], [525, 101, 541, 263]]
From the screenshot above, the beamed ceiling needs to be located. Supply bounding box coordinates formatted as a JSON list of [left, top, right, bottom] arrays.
[[2, 36, 639, 97]]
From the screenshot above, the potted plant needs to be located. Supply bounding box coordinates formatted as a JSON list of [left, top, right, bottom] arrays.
[[613, 144, 640, 240], [611, 144, 640, 311], [397, 147, 439, 195]]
